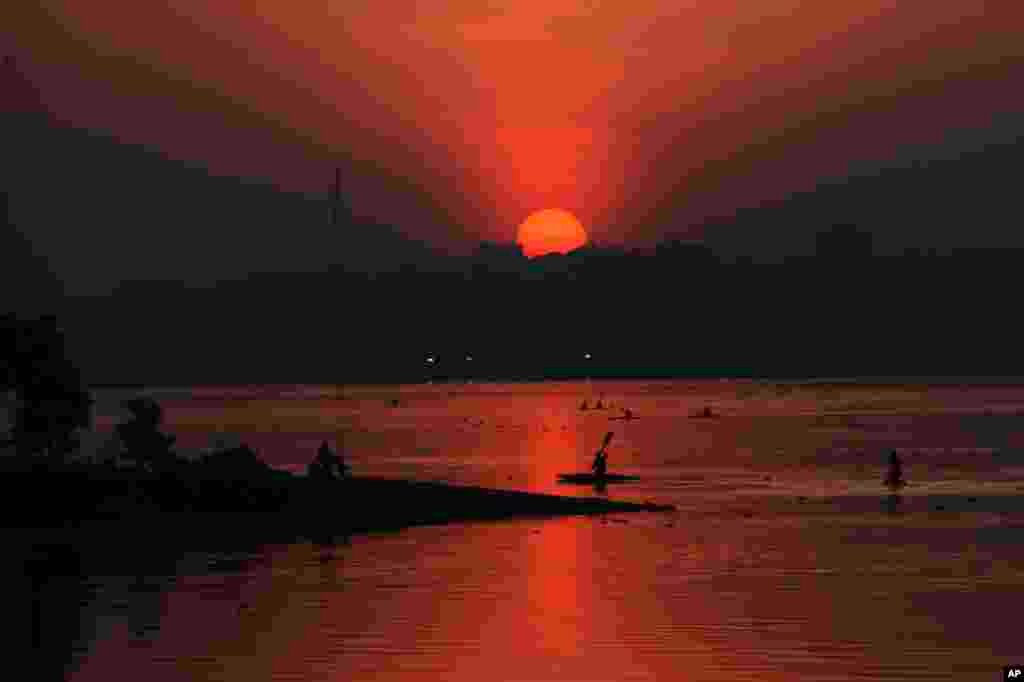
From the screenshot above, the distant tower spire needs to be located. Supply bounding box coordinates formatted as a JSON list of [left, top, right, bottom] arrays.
[[329, 166, 342, 226]]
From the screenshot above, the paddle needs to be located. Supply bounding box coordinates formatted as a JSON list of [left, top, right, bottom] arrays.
[[593, 430, 614, 473]]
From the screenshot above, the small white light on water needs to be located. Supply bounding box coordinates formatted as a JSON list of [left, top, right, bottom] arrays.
[[466, 355, 473, 362], [584, 353, 592, 360], [426, 356, 435, 364]]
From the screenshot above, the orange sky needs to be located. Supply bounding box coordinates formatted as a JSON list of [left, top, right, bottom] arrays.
[[8, 0, 1023, 250]]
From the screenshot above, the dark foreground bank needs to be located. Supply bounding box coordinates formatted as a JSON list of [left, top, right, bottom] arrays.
[[0, 460, 674, 546]]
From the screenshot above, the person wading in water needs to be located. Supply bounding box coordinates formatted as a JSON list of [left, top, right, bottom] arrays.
[[884, 450, 906, 489], [310, 440, 349, 481]]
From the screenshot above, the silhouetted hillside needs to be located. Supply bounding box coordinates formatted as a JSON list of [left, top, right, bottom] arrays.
[[706, 129, 1022, 263], [7, 57, 1022, 383], [49, 236, 1023, 384], [4, 118, 441, 295], [1, 58, 63, 311]]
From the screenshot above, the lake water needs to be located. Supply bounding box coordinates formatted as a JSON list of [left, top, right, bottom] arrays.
[[17, 380, 1024, 680]]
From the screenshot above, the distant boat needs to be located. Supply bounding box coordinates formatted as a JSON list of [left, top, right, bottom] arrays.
[[557, 472, 640, 484]]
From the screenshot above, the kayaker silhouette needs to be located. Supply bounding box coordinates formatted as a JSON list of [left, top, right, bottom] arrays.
[[592, 431, 613, 477]]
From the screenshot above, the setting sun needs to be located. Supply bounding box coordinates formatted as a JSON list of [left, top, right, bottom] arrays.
[[516, 209, 588, 258]]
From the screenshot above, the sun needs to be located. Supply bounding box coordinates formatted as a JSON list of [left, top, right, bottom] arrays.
[[516, 209, 588, 258]]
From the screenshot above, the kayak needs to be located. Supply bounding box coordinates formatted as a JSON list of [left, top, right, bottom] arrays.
[[557, 472, 641, 484]]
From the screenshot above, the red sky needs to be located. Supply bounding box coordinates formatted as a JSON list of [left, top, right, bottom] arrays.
[[7, 0, 1023, 252]]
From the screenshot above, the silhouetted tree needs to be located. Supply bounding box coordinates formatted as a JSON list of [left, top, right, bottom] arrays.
[[197, 442, 283, 511], [114, 397, 176, 470], [1, 314, 92, 461], [203, 441, 270, 479]]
